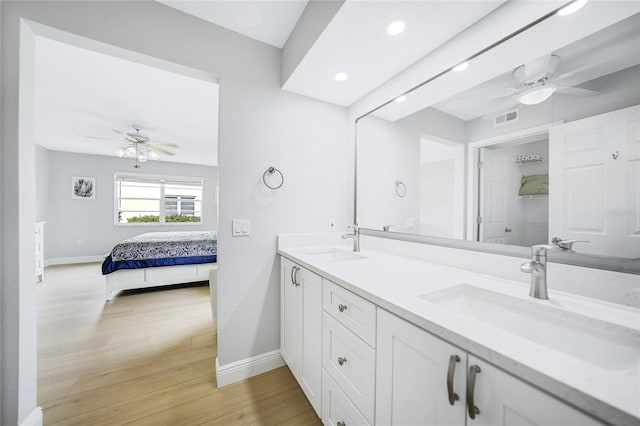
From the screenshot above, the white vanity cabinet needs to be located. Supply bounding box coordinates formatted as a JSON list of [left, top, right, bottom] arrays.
[[376, 309, 605, 426], [376, 308, 467, 425], [468, 355, 604, 426], [322, 280, 377, 425], [280, 257, 322, 416]]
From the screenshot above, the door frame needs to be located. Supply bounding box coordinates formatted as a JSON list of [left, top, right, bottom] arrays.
[[466, 122, 561, 242]]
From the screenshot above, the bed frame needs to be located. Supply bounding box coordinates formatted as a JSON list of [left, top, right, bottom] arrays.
[[105, 262, 217, 302]]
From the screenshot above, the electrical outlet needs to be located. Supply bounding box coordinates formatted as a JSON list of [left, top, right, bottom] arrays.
[[328, 218, 336, 232]]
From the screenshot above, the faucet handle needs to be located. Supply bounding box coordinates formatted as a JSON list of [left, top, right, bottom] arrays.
[[531, 244, 553, 259], [551, 237, 589, 252], [383, 224, 394, 232], [347, 224, 360, 234]]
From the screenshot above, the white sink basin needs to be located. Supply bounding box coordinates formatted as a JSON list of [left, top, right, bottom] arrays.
[[301, 248, 367, 263], [420, 284, 640, 372]]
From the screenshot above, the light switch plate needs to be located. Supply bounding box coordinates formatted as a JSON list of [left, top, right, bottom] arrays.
[[328, 218, 336, 232], [232, 219, 250, 237]]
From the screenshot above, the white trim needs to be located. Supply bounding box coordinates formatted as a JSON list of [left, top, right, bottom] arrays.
[[215, 350, 284, 388], [20, 407, 43, 426], [45, 255, 106, 266]]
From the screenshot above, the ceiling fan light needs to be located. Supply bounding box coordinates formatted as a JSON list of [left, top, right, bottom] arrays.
[[115, 148, 126, 158], [138, 154, 147, 163], [124, 146, 136, 157], [148, 150, 160, 161], [557, 0, 587, 16], [518, 86, 556, 105]]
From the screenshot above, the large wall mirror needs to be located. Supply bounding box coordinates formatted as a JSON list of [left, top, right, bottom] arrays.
[[356, 6, 640, 270]]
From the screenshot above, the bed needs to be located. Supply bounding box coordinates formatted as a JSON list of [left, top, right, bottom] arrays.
[[102, 231, 217, 301]]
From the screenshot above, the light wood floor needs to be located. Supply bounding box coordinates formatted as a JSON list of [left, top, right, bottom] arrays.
[[37, 263, 322, 425]]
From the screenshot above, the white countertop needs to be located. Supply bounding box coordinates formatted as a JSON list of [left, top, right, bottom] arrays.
[[278, 240, 640, 425]]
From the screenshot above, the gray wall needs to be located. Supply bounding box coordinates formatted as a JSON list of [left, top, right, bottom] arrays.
[[35, 144, 50, 223], [1, 2, 350, 424], [36, 147, 218, 260]]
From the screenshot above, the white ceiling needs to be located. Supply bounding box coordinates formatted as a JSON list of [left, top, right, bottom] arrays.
[[433, 13, 640, 121], [34, 36, 219, 167], [282, 0, 505, 106], [157, 0, 309, 48]]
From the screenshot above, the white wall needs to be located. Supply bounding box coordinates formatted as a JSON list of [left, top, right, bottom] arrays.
[[1, 2, 349, 424], [36, 147, 218, 261], [35, 144, 50, 223], [357, 115, 420, 232], [420, 159, 455, 237]]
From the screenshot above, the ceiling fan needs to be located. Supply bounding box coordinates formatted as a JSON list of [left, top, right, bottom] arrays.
[[90, 125, 179, 168], [445, 54, 600, 120]]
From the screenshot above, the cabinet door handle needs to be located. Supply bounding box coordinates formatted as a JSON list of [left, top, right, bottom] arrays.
[[293, 267, 300, 286], [447, 354, 460, 405], [467, 365, 481, 420], [337, 422, 346, 426], [338, 304, 348, 312], [290, 266, 296, 285], [337, 357, 347, 366]]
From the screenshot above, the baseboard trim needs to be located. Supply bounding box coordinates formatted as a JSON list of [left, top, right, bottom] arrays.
[[20, 407, 43, 426], [215, 350, 284, 388], [45, 255, 105, 266]]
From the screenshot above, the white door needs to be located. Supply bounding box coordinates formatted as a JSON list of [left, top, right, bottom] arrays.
[[376, 309, 467, 426], [467, 356, 604, 426], [299, 268, 322, 416], [549, 105, 640, 258], [480, 148, 509, 243], [280, 258, 302, 376]]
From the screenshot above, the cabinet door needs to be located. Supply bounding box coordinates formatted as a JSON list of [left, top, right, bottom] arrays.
[[299, 267, 323, 416], [376, 309, 467, 426], [467, 356, 604, 426], [281, 257, 302, 376]]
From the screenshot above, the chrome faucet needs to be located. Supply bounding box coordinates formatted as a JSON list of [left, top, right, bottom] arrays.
[[382, 224, 394, 232], [551, 237, 589, 252], [520, 245, 552, 300], [342, 225, 360, 253]]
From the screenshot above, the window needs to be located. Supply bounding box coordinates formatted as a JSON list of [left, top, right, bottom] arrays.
[[115, 174, 203, 225]]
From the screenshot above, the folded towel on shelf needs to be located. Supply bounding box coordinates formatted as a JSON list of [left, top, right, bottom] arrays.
[[519, 174, 549, 196]]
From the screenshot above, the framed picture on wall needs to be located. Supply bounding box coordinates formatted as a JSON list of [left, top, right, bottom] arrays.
[[71, 176, 96, 200]]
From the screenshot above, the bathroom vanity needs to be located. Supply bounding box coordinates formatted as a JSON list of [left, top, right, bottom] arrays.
[[278, 235, 639, 426]]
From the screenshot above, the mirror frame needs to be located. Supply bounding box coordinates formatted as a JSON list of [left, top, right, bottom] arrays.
[[354, 2, 640, 275]]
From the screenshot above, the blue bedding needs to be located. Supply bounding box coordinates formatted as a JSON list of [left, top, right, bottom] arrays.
[[102, 231, 217, 275]]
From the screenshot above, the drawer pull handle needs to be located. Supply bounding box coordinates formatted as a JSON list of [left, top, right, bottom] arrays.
[[337, 357, 347, 366], [338, 304, 348, 312], [467, 365, 481, 420], [447, 354, 460, 406], [337, 422, 346, 426]]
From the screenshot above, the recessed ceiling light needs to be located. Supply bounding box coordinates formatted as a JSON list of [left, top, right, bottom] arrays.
[[557, 0, 588, 16], [452, 62, 469, 72], [394, 95, 407, 103], [334, 72, 349, 81], [387, 20, 406, 36]]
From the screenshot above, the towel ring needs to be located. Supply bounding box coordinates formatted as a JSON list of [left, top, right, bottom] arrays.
[[263, 166, 284, 190], [395, 180, 406, 197]]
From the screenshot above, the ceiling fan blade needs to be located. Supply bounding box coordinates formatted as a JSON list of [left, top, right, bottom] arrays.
[[78, 135, 113, 141], [149, 146, 175, 156], [113, 129, 137, 143], [148, 142, 179, 148], [556, 86, 599, 97]]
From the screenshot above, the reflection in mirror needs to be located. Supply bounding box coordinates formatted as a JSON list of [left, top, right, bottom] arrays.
[[356, 13, 640, 259]]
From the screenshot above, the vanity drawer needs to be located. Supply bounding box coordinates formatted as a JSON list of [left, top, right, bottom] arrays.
[[322, 369, 371, 426], [323, 312, 375, 424], [323, 279, 376, 347]]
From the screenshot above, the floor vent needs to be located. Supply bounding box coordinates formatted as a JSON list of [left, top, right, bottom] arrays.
[[494, 109, 519, 127]]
